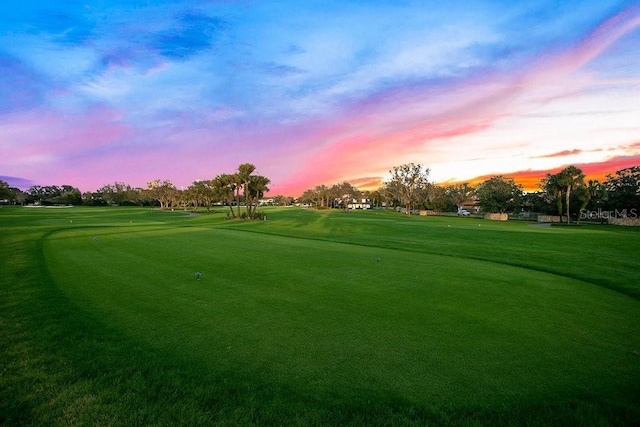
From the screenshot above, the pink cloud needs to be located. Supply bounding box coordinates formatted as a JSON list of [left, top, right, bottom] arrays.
[[534, 149, 583, 158], [0, 107, 130, 186], [271, 5, 640, 196], [6, 7, 639, 197], [34, 118, 307, 192], [0, 107, 128, 161]]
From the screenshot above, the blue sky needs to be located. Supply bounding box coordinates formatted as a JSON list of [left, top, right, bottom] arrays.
[[1, 0, 639, 194]]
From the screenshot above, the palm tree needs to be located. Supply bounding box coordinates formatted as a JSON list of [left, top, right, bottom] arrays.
[[576, 180, 605, 224], [213, 174, 237, 218], [246, 175, 271, 218], [558, 166, 585, 224], [542, 173, 565, 218], [235, 163, 256, 218]]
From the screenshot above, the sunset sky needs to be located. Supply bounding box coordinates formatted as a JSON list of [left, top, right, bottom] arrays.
[[1, 1, 639, 195]]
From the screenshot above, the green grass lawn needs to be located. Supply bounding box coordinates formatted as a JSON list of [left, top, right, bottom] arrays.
[[1, 206, 639, 425]]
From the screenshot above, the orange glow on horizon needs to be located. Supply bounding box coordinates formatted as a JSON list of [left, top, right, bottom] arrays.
[[441, 156, 640, 192]]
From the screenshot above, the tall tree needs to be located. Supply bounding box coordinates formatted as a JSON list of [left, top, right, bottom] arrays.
[[298, 188, 316, 206], [97, 184, 118, 205], [60, 185, 82, 205], [212, 174, 237, 218], [313, 185, 329, 208], [246, 175, 271, 217], [0, 183, 25, 205], [234, 163, 256, 218], [384, 163, 430, 217], [367, 189, 382, 208], [188, 180, 216, 211], [425, 184, 452, 211], [0, 180, 11, 202], [476, 176, 522, 213], [182, 184, 199, 210], [0, 180, 9, 197], [576, 180, 605, 224], [541, 173, 565, 217], [557, 166, 585, 224], [146, 179, 176, 210]]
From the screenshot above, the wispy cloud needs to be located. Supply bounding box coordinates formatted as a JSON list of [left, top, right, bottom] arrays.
[[534, 149, 583, 158], [0, 1, 638, 194]]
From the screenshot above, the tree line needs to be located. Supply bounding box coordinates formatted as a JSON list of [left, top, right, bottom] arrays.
[[0, 163, 272, 220], [297, 164, 640, 223], [1, 163, 638, 223]]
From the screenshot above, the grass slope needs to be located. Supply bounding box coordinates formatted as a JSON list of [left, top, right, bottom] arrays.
[[1, 206, 639, 425]]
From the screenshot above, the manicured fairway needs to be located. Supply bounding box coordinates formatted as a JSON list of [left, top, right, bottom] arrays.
[[2, 206, 639, 425]]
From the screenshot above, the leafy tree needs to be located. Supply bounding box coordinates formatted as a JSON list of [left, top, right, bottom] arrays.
[[447, 183, 475, 211], [97, 183, 118, 205], [181, 185, 198, 210], [604, 166, 640, 211], [521, 191, 553, 214], [330, 181, 361, 211], [25, 185, 65, 205], [299, 185, 328, 208], [384, 163, 430, 217], [272, 195, 294, 206], [60, 185, 82, 205], [476, 176, 522, 213], [314, 185, 330, 208], [127, 187, 146, 206], [83, 191, 107, 206], [146, 179, 176, 210], [425, 184, 453, 211], [188, 180, 216, 211], [0, 180, 10, 201], [95, 182, 144, 206], [0, 181, 25, 205], [0, 184, 25, 205], [25, 186, 43, 204], [366, 189, 382, 208], [12, 187, 26, 205], [298, 188, 316, 206]]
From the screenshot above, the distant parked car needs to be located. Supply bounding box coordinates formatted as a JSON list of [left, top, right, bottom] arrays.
[[457, 209, 470, 216]]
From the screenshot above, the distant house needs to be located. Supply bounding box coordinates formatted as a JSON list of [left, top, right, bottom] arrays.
[[460, 197, 480, 213], [347, 198, 371, 210]]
